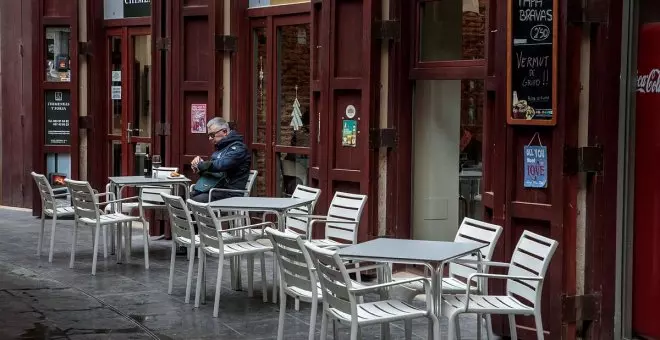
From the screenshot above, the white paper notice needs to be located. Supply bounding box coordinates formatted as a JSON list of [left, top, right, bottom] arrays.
[[111, 86, 121, 100], [112, 71, 121, 82]]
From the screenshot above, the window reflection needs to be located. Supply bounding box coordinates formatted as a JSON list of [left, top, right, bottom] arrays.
[[45, 27, 71, 82], [277, 153, 308, 197], [419, 0, 486, 61]]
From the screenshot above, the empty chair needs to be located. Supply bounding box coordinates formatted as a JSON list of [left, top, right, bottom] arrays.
[[31, 172, 76, 262], [187, 199, 273, 317], [65, 179, 149, 275], [394, 217, 503, 339], [265, 227, 321, 340], [297, 191, 367, 248], [441, 230, 558, 340], [305, 242, 440, 340]]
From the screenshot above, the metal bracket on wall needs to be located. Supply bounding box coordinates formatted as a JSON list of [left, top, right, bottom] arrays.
[[215, 35, 237, 53], [562, 294, 601, 337], [155, 122, 171, 136], [563, 145, 604, 174], [78, 116, 94, 130], [373, 20, 400, 41], [156, 37, 171, 51], [369, 128, 397, 149], [78, 41, 93, 56]]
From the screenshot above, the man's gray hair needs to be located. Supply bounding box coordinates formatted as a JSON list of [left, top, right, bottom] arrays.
[[207, 117, 230, 132]]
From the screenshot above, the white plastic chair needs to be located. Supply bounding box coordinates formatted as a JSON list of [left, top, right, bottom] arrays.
[[189, 169, 258, 203], [265, 227, 321, 340], [394, 217, 503, 339], [442, 230, 558, 340], [187, 199, 274, 317], [297, 191, 367, 248], [305, 242, 440, 340], [65, 179, 149, 275], [31, 172, 76, 262]]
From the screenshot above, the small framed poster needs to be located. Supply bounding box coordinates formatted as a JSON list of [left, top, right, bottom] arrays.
[[342, 119, 357, 147], [191, 104, 207, 133]]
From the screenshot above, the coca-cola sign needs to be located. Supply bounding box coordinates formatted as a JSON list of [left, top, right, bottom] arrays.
[[637, 69, 660, 93]]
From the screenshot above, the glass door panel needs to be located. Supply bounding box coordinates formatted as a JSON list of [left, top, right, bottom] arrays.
[[109, 36, 123, 136], [253, 27, 268, 144], [131, 34, 152, 138]]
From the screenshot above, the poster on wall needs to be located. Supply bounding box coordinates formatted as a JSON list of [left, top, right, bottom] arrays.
[[191, 104, 207, 134], [342, 119, 357, 147], [523, 145, 548, 188], [507, 0, 557, 126], [45, 91, 71, 146]]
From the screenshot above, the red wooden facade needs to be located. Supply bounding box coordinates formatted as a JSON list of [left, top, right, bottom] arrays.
[[0, 0, 627, 338]]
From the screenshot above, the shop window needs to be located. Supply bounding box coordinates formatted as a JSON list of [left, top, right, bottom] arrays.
[[411, 79, 484, 241], [45, 27, 71, 82], [253, 27, 268, 144], [46, 153, 71, 188], [418, 0, 486, 62]]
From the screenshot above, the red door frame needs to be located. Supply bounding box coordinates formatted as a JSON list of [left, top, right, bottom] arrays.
[[247, 13, 312, 197]]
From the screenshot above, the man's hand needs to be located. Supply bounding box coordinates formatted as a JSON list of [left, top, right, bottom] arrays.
[[191, 156, 203, 167]]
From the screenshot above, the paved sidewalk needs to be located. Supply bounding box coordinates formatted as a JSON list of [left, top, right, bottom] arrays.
[[0, 207, 490, 339]]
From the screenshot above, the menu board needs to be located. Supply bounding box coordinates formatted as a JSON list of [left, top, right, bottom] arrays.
[[45, 90, 71, 145], [508, 0, 557, 125]]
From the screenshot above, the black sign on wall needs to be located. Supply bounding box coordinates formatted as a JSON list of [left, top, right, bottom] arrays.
[[124, 0, 151, 18], [508, 0, 557, 126], [45, 90, 71, 145]]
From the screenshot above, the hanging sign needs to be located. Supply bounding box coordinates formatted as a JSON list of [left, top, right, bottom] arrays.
[[507, 0, 557, 126], [191, 104, 207, 133], [342, 119, 357, 147], [45, 91, 71, 146], [523, 133, 548, 188]]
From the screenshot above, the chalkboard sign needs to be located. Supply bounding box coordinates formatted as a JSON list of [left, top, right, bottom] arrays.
[[507, 0, 557, 126], [45, 90, 71, 145]]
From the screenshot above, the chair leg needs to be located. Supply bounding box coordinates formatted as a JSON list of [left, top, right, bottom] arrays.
[[213, 255, 225, 318], [91, 224, 101, 275], [405, 319, 413, 340], [124, 223, 131, 264], [320, 312, 328, 340], [37, 211, 45, 256], [534, 313, 544, 340], [142, 220, 149, 270], [48, 214, 58, 263], [354, 261, 361, 283], [260, 253, 268, 303], [485, 315, 494, 340], [509, 315, 518, 340], [185, 244, 195, 304], [168, 241, 176, 295], [309, 295, 318, 340], [69, 220, 78, 269], [102, 226, 108, 259], [448, 313, 457, 340], [350, 323, 359, 340], [194, 250, 205, 308], [477, 313, 482, 339], [247, 254, 254, 298], [332, 320, 338, 340], [295, 298, 300, 311], [277, 284, 286, 340], [272, 260, 279, 304], [455, 315, 462, 340], [429, 313, 441, 340]]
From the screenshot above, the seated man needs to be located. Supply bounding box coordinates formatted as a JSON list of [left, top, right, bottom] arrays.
[[190, 117, 251, 203]]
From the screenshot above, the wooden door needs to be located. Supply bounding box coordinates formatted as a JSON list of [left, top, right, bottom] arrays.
[[310, 0, 379, 241], [105, 27, 154, 178], [249, 14, 312, 198]]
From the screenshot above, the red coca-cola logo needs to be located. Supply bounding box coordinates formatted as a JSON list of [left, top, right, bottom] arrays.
[[637, 69, 660, 93]]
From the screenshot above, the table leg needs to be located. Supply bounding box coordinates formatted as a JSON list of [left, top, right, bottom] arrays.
[[116, 185, 124, 264], [230, 211, 243, 291], [272, 211, 283, 304]]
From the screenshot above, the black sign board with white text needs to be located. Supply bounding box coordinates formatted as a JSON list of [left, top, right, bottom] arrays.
[[507, 0, 557, 126], [124, 0, 151, 18], [45, 90, 71, 145]]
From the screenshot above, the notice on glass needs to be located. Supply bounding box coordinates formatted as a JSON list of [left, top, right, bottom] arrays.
[[191, 104, 207, 133], [112, 71, 121, 82], [508, 0, 556, 125], [45, 91, 71, 146], [111, 86, 122, 100], [342, 119, 357, 147]]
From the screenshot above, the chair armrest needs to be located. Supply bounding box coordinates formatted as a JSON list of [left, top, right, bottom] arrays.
[[52, 193, 70, 198], [95, 192, 117, 201], [286, 214, 328, 219], [53, 187, 68, 193], [223, 222, 276, 237], [345, 263, 390, 274], [453, 259, 510, 268], [97, 196, 141, 205], [463, 273, 543, 311], [350, 277, 431, 295], [210, 188, 249, 194]]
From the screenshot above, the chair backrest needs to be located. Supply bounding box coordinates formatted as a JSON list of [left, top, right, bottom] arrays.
[[506, 231, 558, 308], [141, 167, 179, 204], [265, 227, 317, 295], [31, 172, 58, 211], [324, 191, 367, 244], [187, 199, 225, 250], [449, 218, 503, 282], [161, 192, 196, 242], [64, 179, 99, 221], [285, 185, 322, 236], [244, 170, 258, 196], [304, 242, 356, 315]]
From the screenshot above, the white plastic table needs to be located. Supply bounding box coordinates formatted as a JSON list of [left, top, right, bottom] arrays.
[[337, 238, 486, 317], [108, 175, 191, 263], [209, 196, 315, 300]]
